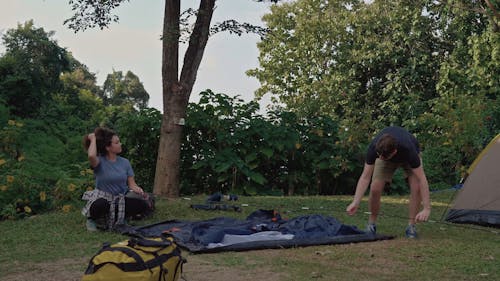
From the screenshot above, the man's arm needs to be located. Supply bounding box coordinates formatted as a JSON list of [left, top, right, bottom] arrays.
[[412, 165, 431, 222], [346, 163, 374, 215]]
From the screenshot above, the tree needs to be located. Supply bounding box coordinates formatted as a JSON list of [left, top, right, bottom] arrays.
[[415, 1, 500, 184], [65, 0, 277, 198], [249, 0, 451, 134], [246, 0, 498, 189], [0, 20, 70, 117], [58, 54, 104, 120], [102, 70, 149, 109], [180, 90, 357, 196], [248, 0, 497, 136]]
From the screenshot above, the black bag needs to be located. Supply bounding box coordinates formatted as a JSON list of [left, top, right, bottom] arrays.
[[125, 191, 156, 220]]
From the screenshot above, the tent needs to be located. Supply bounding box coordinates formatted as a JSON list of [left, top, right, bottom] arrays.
[[445, 134, 500, 227], [126, 210, 393, 253]]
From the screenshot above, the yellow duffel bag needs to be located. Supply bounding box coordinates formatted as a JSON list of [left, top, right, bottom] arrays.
[[82, 235, 184, 281]]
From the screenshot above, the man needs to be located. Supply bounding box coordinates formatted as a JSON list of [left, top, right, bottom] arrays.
[[346, 126, 431, 238]]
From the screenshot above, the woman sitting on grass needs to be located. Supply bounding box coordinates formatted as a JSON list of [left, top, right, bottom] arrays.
[[82, 127, 153, 231]]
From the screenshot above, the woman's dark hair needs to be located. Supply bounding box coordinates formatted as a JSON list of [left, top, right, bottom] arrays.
[[375, 134, 397, 159], [82, 127, 117, 156]]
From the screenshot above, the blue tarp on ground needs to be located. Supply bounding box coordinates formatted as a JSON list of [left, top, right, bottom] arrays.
[[125, 210, 393, 253]]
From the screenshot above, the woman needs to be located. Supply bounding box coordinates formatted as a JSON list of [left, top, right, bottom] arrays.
[[82, 127, 152, 231]]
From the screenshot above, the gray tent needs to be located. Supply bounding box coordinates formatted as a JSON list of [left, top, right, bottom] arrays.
[[445, 134, 500, 227]]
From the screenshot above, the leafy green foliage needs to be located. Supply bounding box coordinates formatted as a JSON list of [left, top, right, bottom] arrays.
[[249, 0, 499, 189], [0, 21, 70, 117], [417, 20, 500, 182], [115, 108, 162, 192], [58, 55, 105, 120], [102, 70, 150, 109], [0, 105, 153, 220], [0, 119, 92, 219], [249, 0, 446, 128], [181, 90, 360, 196], [0, 22, 154, 219], [64, 0, 124, 32]]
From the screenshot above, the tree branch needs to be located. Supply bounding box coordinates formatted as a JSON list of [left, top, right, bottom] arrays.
[[179, 0, 215, 99], [64, 0, 125, 32], [484, 0, 500, 20], [210, 19, 269, 38]]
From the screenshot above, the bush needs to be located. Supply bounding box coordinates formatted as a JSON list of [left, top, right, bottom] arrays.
[[0, 118, 92, 219], [180, 90, 362, 196], [114, 108, 162, 192]]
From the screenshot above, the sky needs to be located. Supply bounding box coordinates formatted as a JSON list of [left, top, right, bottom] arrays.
[[0, 0, 274, 112]]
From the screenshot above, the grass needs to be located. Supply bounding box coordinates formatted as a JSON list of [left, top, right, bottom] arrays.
[[0, 191, 499, 281]]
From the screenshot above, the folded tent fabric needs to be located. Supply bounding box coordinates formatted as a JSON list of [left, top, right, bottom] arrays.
[[207, 231, 294, 249], [125, 209, 393, 253]]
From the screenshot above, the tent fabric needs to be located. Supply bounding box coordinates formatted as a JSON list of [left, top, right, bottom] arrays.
[[446, 209, 500, 226], [445, 134, 500, 228], [125, 210, 393, 253]]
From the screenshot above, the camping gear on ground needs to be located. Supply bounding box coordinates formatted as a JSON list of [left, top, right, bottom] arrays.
[[190, 203, 242, 212], [445, 134, 500, 227], [124, 209, 393, 253], [205, 192, 238, 203], [81, 235, 184, 281], [126, 191, 156, 220], [189, 192, 241, 212]]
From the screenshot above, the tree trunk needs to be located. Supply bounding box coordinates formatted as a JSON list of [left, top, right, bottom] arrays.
[[153, 86, 188, 198], [153, 0, 215, 198]]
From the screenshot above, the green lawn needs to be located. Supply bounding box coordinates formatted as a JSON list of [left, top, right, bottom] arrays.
[[1, 191, 498, 281]]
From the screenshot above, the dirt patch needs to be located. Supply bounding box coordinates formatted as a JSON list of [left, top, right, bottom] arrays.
[[0, 258, 86, 281], [2, 240, 412, 281], [1, 254, 286, 281], [183, 254, 286, 281]]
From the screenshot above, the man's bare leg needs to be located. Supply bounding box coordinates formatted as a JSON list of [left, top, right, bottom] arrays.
[[368, 179, 386, 223]]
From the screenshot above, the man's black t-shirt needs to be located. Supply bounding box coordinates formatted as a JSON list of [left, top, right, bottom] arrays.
[[366, 126, 421, 168]]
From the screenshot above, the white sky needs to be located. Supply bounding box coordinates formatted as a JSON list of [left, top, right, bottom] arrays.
[[0, 0, 274, 112]]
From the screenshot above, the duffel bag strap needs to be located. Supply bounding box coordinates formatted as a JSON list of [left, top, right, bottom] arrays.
[[85, 247, 147, 274], [128, 237, 172, 248]]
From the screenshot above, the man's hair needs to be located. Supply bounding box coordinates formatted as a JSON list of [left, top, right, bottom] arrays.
[[375, 134, 397, 158]]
